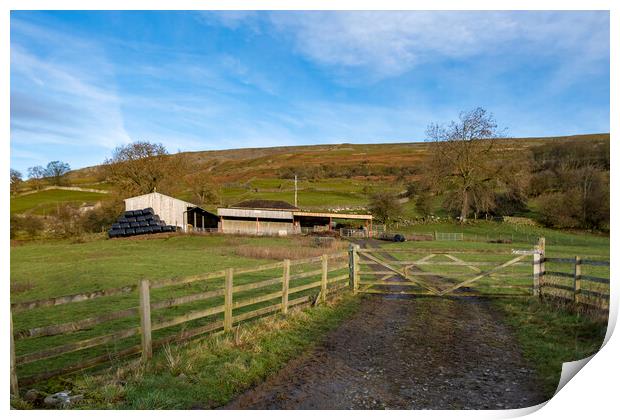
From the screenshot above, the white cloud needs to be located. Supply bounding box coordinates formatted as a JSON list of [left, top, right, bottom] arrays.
[[205, 11, 609, 81]]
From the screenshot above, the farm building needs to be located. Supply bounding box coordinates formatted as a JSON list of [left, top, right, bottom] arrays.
[[217, 199, 373, 236], [124, 192, 218, 231]]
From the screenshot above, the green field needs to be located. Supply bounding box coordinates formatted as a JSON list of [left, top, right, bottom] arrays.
[[10, 234, 350, 382], [10, 189, 110, 215], [9, 223, 609, 406]]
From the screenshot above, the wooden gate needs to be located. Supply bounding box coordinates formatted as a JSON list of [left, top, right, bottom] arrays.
[[349, 245, 537, 297]]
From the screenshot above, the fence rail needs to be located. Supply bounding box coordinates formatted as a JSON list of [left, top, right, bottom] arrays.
[[540, 255, 610, 308], [10, 251, 351, 393]]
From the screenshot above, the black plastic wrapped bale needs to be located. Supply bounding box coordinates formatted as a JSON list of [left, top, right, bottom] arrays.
[[148, 220, 159, 226], [124, 210, 134, 218], [108, 228, 125, 238], [121, 222, 130, 229], [151, 214, 160, 222], [151, 225, 162, 233], [136, 216, 146, 222], [125, 228, 136, 235], [142, 207, 154, 215], [134, 209, 144, 217], [128, 222, 139, 228], [139, 221, 149, 227], [111, 223, 122, 230], [125, 217, 136, 223]]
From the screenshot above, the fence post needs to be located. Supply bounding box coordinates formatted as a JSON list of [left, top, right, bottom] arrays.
[[352, 245, 360, 294], [321, 254, 328, 303], [348, 244, 355, 290], [538, 237, 545, 295], [574, 256, 582, 302], [139, 279, 152, 362], [10, 311, 18, 396], [224, 268, 233, 331], [533, 252, 541, 297], [281, 259, 290, 314]]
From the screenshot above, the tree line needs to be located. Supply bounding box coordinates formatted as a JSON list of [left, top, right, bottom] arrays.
[[10, 161, 72, 194]]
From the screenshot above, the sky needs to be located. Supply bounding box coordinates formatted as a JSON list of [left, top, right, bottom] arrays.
[[10, 10, 610, 176]]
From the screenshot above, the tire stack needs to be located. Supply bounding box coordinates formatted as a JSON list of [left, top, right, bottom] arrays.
[[108, 208, 177, 238]]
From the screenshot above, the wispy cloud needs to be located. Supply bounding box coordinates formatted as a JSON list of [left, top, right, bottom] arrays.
[[203, 11, 609, 82], [11, 20, 131, 157]]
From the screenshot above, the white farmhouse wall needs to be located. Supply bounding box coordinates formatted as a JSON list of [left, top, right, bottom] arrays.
[[124, 192, 196, 229]]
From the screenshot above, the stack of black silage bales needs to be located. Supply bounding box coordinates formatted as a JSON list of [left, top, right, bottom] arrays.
[[108, 207, 177, 238]]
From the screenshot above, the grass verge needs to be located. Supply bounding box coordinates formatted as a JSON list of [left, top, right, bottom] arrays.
[[493, 298, 607, 398], [13, 293, 360, 409]]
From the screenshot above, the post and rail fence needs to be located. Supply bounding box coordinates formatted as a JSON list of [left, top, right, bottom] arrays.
[[9, 238, 609, 396], [10, 252, 351, 396]]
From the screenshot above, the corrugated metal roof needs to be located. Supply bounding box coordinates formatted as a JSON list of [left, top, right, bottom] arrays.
[[232, 199, 299, 210], [293, 211, 372, 220]]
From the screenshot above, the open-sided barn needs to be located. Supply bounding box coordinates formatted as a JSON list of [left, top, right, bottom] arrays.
[[217, 199, 372, 236]]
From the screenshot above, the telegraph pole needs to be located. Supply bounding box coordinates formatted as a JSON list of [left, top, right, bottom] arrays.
[[294, 174, 298, 207]]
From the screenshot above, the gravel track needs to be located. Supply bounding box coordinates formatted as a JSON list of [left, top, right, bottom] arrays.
[[224, 241, 547, 409]]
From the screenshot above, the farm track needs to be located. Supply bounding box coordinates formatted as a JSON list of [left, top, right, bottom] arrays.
[[224, 242, 548, 410]]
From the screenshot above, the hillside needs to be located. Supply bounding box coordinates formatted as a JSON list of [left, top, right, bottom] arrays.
[[13, 133, 610, 216]]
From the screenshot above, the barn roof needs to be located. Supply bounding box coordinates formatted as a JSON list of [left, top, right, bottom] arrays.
[[232, 199, 299, 210]]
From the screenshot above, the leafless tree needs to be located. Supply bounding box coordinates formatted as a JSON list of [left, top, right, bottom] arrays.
[[27, 165, 47, 190], [44, 161, 71, 185], [10, 169, 23, 195], [425, 107, 507, 221]]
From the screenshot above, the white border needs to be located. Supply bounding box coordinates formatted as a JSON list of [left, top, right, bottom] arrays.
[[2, 1, 616, 419]]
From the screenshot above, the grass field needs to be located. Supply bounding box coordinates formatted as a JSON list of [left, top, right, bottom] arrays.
[[12, 294, 361, 409], [493, 298, 607, 396], [9, 222, 609, 406], [10, 234, 350, 382], [10, 189, 110, 215]]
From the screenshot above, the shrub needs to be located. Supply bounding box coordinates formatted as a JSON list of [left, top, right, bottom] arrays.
[[80, 199, 124, 233], [10, 214, 44, 239]]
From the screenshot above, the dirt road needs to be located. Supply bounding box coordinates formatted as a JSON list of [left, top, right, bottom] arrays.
[[225, 294, 548, 409]]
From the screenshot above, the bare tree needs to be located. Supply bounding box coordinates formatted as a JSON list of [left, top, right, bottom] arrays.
[[10, 169, 23, 195], [425, 107, 507, 222], [27, 165, 47, 190], [103, 141, 184, 197], [44, 161, 71, 185]]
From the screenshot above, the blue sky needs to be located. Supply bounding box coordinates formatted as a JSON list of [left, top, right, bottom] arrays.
[[10, 10, 610, 175]]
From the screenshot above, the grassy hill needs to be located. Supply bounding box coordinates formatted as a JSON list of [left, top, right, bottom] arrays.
[[12, 133, 610, 216]]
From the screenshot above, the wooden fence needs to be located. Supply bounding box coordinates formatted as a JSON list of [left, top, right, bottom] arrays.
[[10, 252, 351, 395], [540, 256, 610, 308]]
